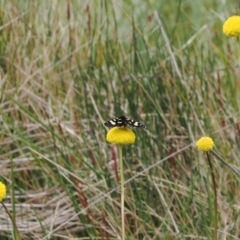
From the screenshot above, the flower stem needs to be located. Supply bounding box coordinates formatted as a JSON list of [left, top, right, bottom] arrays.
[[1, 202, 21, 240], [238, 36, 240, 90], [118, 144, 125, 240], [206, 152, 217, 240]]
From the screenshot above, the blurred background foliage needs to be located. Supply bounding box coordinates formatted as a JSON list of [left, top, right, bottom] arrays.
[[0, 0, 239, 239]]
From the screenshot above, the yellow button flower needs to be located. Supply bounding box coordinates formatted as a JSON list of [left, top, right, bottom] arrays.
[[0, 182, 6, 202], [106, 127, 136, 144], [196, 137, 214, 152], [223, 16, 240, 37]]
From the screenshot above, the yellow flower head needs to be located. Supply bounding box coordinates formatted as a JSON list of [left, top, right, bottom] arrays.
[[196, 137, 214, 152], [223, 16, 240, 37], [0, 182, 6, 202], [106, 127, 136, 144]]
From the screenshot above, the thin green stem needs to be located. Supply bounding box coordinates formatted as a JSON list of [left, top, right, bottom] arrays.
[[238, 36, 240, 69], [1, 202, 21, 240], [118, 144, 125, 240], [237, 36, 240, 92], [206, 152, 217, 240]]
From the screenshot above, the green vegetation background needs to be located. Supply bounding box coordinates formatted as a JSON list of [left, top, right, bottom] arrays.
[[0, 0, 239, 239]]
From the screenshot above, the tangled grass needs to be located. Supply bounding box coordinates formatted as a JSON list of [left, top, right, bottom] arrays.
[[0, 0, 240, 239]]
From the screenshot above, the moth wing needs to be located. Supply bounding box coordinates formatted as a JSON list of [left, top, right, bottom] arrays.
[[104, 119, 117, 127], [126, 119, 146, 129]]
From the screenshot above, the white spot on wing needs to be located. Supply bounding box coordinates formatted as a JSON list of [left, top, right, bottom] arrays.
[[110, 120, 116, 125]]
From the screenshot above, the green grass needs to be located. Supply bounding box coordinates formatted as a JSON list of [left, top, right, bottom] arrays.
[[0, 0, 240, 239]]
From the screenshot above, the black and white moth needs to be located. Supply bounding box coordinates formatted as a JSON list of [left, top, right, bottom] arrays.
[[104, 116, 146, 129]]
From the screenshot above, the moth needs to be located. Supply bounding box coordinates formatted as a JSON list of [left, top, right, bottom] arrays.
[[104, 116, 146, 129]]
